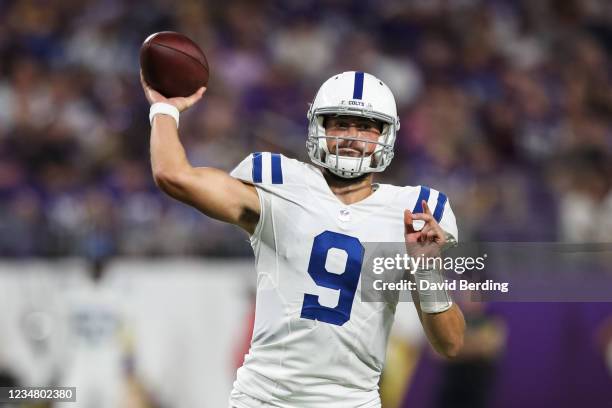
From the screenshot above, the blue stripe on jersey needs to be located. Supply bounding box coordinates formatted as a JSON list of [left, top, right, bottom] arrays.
[[412, 186, 431, 213], [252, 152, 262, 183], [433, 192, 447, 222], [271, 153, 283, 184], [352, 71, 364, 99]]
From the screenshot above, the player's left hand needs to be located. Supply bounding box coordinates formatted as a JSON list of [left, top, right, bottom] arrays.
[[140, 70, 205, 112], [404, 200, 446, 258]]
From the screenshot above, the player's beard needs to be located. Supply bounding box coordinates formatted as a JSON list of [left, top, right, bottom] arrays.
[[323, 139, 380, 181]]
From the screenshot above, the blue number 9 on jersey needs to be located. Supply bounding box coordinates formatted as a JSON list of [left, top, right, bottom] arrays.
[[300, 231, 365, 326]]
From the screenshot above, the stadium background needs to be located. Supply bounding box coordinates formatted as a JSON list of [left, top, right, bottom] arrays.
[[0, 0, 611, 407]]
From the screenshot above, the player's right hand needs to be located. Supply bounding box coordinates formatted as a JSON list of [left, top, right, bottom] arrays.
[[140, 70, 206, 112]]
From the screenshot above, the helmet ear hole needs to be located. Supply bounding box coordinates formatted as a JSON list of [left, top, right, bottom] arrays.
[[315, 116, 329, 154]]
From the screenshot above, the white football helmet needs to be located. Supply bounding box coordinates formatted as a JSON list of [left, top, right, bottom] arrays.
[[307, 71, 400, 178]]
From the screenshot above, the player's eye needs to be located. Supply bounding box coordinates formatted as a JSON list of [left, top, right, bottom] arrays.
[[360, 123, 381, 134]]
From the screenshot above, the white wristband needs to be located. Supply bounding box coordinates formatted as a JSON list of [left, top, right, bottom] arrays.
[[149, 102, 180, 128], [414, 268, 453, 314]]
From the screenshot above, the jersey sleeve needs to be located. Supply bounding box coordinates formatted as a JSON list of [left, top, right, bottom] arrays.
[[229, 154, 254, 182], [230, 152, 290, 242], [437, 195, 458, 242], [230, 152, 285, 185], [411, 186, 459, 242]]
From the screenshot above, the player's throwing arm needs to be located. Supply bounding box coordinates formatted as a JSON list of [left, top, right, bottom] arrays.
[[139, 33, 260, 234]]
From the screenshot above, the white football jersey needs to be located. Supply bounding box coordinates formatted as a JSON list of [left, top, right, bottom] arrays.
[[229, 153, 458, 408]]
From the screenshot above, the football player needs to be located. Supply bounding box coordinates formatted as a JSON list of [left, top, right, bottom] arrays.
[[141, 71, 465, 408]]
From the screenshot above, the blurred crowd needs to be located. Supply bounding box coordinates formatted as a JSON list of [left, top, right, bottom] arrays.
[[0, 0, 611, 257]]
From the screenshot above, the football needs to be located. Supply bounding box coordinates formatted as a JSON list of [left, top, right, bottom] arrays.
[[140, 31, 209, 98]]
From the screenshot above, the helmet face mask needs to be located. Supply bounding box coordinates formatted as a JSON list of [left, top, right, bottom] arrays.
[[307, 71, 400, 178]]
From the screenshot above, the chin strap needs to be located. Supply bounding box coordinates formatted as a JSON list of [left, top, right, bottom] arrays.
[[325, 153, 372, 178]]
